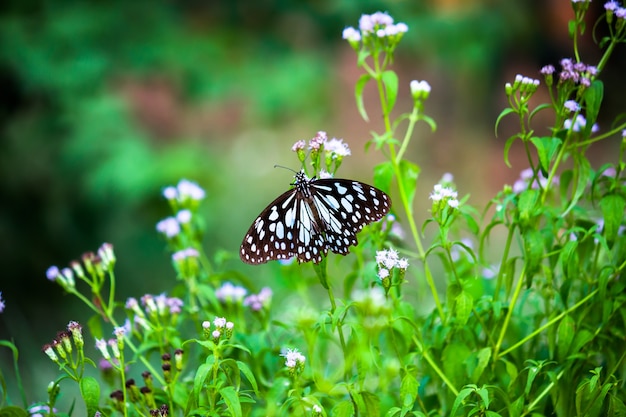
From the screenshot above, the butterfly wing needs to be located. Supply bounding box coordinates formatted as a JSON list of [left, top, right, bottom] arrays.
[[310, 179, 391, 256]]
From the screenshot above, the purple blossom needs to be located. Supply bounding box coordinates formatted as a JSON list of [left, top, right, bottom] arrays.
[[0, 292, 5, 313], [325, 138, 351, 157], [46, 266, 60, 282], [215, 282, 247, 303], [616, 7, 626, 17], [564, 100, 580, 112], [172, 247, 199, 261], [342, 27, 361, 42], [605, 1, 619, 11], [156, 217, 180, 238], [540, 65, 555, 75], [177, 179, 205, 201]]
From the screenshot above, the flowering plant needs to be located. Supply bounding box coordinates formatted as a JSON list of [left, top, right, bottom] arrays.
[[2, 3, 626, 416]]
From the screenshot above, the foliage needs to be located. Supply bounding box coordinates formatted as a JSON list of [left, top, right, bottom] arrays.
[[2, 2, 626, 416]]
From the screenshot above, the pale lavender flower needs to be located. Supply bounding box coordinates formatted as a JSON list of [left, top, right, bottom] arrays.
[[281, 348, 306, 369], [0, 292, 5, 313], [177, 179, 205, 201], [291, 139, 306, 152], [163, 186, 177, 200], [540, 65, 555, 75], [176, 209, 192, 224], [213, 317, 227, 328], [46, 266, 60, 281], [605, 1, 619, 11], [616, 7, 626, 17], [156, 217, 180, 238], [215, 282, 247, 303], [172, 247, 199, 261], [564, 100, 580, 112], [308, 131, 327, 150], [318, 169, 333, 179], [325, 138, 351, 157], [342, 27, 361, 42], [29, 405, 58, 417]]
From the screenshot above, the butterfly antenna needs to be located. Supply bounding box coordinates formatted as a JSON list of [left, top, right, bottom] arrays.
[[273, 164, 299, 174]]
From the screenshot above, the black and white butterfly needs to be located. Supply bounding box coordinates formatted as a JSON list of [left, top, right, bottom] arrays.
[[240, 170, 391, 264]]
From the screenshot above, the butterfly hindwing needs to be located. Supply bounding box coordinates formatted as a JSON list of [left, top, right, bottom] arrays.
[[240, 171, 391, 264]]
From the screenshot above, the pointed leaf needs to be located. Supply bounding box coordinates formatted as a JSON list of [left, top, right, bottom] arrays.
[[381, 70, 399, 114], [374, 161, 394, 194], [600, 194, 625, 244], [399, 160, 420, 208], [219, 386, 242, 417], [80, 377, 100, 417], [355, 74, 372, 122], [582, 80, 603, 136], [530, 136, 561, 176]]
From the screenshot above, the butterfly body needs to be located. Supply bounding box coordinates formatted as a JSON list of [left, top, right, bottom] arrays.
[[240, 170, 391, 264]]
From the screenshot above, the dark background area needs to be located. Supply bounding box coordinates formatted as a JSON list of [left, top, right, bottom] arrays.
[[0, 0, 624, 400]]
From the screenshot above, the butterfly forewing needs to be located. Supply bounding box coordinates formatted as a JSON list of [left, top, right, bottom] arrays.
[[240, 171, 391, 264]]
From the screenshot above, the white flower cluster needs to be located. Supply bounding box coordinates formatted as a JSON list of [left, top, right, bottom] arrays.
[[430, 184, 459, 209], [375, 248, 409, 285], [342, 11, 408, 42], [281, 347, 306, 370]]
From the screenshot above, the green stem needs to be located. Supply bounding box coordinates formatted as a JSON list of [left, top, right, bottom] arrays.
[[494, 264, 526, 362], [499, 289, 598, 357]]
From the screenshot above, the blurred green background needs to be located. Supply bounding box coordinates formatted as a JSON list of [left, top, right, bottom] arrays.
[[1, 0, 624, 402]]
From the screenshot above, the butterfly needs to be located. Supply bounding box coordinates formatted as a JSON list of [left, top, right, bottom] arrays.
[[240, 170, 391, 264]]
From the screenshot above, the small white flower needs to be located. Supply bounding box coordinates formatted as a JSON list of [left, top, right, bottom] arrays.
[[176, 209, 192, 224], [213, 317, 227, 328], [342, 27, 361, 42], [281, 348, 306, 368], [177, 179, 205, 201]]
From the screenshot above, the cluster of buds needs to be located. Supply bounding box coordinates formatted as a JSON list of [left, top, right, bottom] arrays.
[[540, 59, 596, 91], [243, 287, 273, 311], [41, 321, 85, 380], [281, 347, 306, 377], [410, 80, 432, 103], [429, 182, 460, 222], [605, 1, 626, 30], [109, 376, 165, 415], [171, 247, 200, 279], [46, 243, 116, 292], [160, 350, 184, 384], [202, 317, 234, 343], [292, 131, 351, 175], [512, 168, 560, 194], [375, 248, 409, 292], [95, 325, 127, 368], [215, 282, 248, 303], [125, 293, 184, 334], [352, 287, 389, 328], [162, 179, 205, 213], [505, 74, 540, 101], [342, 11, 408, 58]]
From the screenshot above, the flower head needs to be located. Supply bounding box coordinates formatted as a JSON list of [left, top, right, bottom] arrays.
[[281, 348, 306, 374], [216, 282, 248, 303], [156, 217, 181, 238], [0, 292, 5, 313]]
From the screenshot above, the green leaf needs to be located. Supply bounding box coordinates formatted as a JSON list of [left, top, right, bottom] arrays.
[[563, 155, 591, 215], [400, 373, 419, 408], [450, 387, 474, 416], [600, 194, 625, 244], [381, 70, 399, 114], [355, 73, 372, 122], [495, 107, 516, 137], [559, 240, 579, 282], [556, 315, 575, 361], [582, 80, 603, 136], [399, 160, 420, 208], [79, 377, 100, 417], [503, 135, 518, 168], [517, 189, 540, 227], [374, 161, 394, 194], [360, 391, 380, 416], [0, 406, 29, 417], [530, 136, 561, 176], [219, 386, 242, 417], [236, 361, 259, 396], [193, 362, 213, 403], [332, 400, 355, 417], [471, 348, 492, 381], [455, 291, 473, 327], [523, 228, 544, 284]]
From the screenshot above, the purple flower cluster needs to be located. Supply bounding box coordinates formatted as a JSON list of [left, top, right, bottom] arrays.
[[542, 59, 597, 87]]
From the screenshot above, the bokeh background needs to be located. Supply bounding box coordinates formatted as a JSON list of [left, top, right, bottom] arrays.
[[1, 0, 624, 402]]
